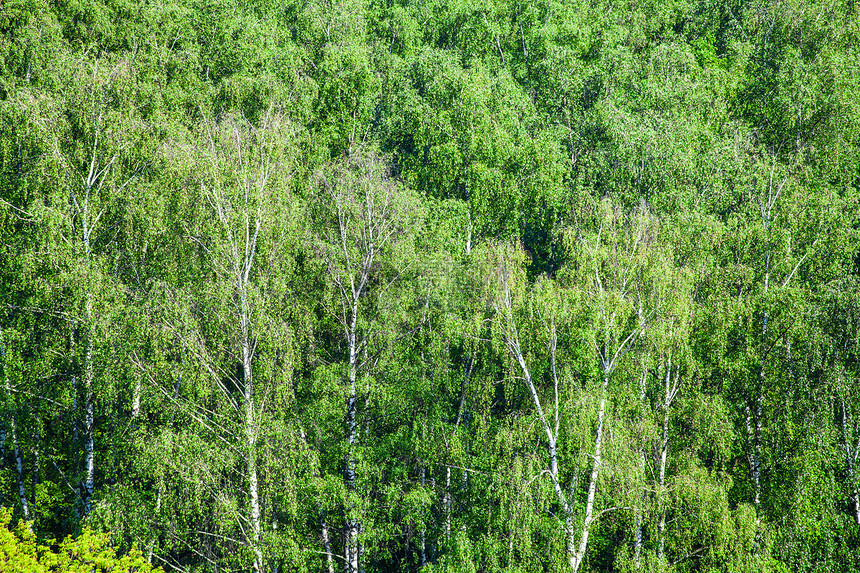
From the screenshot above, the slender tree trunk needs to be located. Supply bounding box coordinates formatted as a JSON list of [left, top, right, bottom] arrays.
[[31, 426, 40, 509], [344, 299, 360, 573], [634, 365, 647, 572], [840, 398, 860, 525], [78, 139, 99, 518], [657, 373, 670, 562], [444, 354, 472, 539], [753, 388, 762, 510], [444, 466, 452, 538], [656, 356, 682, 564], [12, 423, 29, 520], [147, 485, 162, 563], [246, 390, 263, 573], [465, 213, 472, 255], [464, 169, 472, 255], [420, 467, 427, 568], [80, 195, 95, 516], [743, 364, 764, 532], [2, 338, 30, 520], [131, 378, 142, 419], [752, 230, 770, 518], [848, 462, 860, 525], [83, 294, 95, 516], [70, 326, 82, 519], [71, 328, 79, 446], [241, 288, 263, 573], [498, 268, 609, 573], [169, 373, 181, 425], [569, 381, 606, 573], [321, 507, 335, 573]]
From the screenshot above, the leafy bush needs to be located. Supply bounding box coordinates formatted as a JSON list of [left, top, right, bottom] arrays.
[[0, 508, 160, 573]]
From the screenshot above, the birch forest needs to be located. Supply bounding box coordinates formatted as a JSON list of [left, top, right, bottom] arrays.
[[2, 0, 860, 571]]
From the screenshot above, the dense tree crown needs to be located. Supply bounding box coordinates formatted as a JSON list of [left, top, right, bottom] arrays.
[[1, 0, 859, 572]]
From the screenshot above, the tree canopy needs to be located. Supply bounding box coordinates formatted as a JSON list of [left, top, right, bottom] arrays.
[[1, 0, 859, 572]]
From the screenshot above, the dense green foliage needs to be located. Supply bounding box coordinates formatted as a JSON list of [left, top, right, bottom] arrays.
[[0, 508, 159, 572], [1, 0, 859, 571]]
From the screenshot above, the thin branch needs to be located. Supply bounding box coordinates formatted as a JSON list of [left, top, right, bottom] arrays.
[[781, 237, 819, 288]]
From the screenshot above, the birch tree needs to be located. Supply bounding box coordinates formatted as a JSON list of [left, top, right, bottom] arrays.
[[489, 200, 652, 573], [644, 284, 693, 565], [563, 200, 654, 573], [717, 148, 830, 529], [490, 242, 579, 571], [312, 148, 423, 573], [28, 54, 150, 518], [0, 329, 30, 521], [141, 110, 299, 573], [820, 280, 860, 527]]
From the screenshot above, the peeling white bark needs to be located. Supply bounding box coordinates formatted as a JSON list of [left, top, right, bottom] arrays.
[[840, 397, 860, 525], [14, 428, 29, 520], [131, 378, 142, 419], [207, 120, 269, 573], [321, 507, 335, 573], [657, 357, 679, 563], [344, 296, 360, 573], [83, 295, 95, 516], [495, 252, 638, 573], [2, 332, 29, 520], [319, 151, 409, 573], [244, 319, 263, 573], [444, 354, 472, 539], [569, 384, 605, 573]]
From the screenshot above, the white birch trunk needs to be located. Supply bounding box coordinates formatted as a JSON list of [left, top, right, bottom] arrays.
[[445, 466, 452, 538], [655, 356, 682, 564], [464, 168, 472, 256], [209, 141, 267, 572], [444, 355, 472, 539], [496, 260, 616, 573], [634, 365, 647, 572], [78, 111, 100, 518], [852, 484, 860, 525], [344, 299, 360, 573], [83, 293, 95, 516], [322, 152, 404, 573], [840, 398, 860, 525], [131, 378, 142, 419], [71, 328, 79, 446], [569, 387, 606, 573], [465, 212, 472, 256], [31, 427, 40, 509], [753, 392, 762, 510], [2, 336, 30, 520], [752, 214, 771, 518], [243, 318, 263, 573], [147, 485, 162, 563], [420, 467, 427, 568], [236, 219, 263, 573], [849, 466, 860, 525], [657, 392, 670, 561], [321, 508, 336, 573], [13, 426, 29, 520], [169, 373, 181, 425]]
